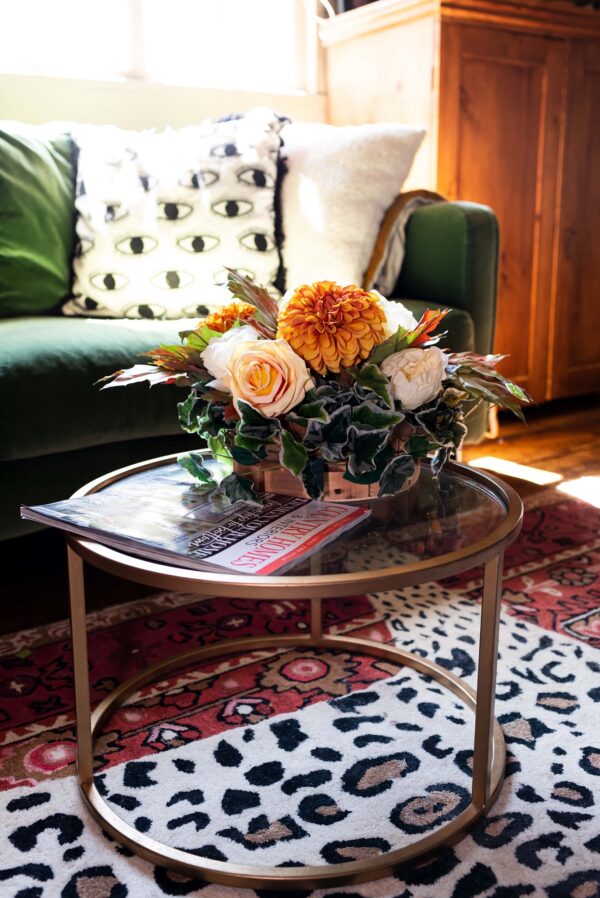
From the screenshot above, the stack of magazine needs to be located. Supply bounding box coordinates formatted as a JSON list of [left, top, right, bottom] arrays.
[[21, 464, 370, 575]]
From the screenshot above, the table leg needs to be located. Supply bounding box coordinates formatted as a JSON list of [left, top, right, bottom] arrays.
[[67, 546, 94, 787], [311, 597, 323, 640], [472, 551, 504, 808]]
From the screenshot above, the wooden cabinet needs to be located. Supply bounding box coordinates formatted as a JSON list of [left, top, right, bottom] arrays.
[[320, 0, 600, 402]]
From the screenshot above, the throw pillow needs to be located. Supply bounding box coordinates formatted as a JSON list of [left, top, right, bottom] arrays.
[[63, 108, 284, 319], [279, 121, 425, 291], [0, 122, 75, 316]]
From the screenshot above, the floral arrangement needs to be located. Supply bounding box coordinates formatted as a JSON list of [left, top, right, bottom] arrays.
[[103, 270, 529, 502]]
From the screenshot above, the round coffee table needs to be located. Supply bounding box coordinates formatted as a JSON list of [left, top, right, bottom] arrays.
[[65, 453, 522, 891]]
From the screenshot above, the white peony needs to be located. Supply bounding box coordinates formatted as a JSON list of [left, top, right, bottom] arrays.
[[381, 346, 447, 410], [201, 325, 259, 392], [373, 291, 419, 338]]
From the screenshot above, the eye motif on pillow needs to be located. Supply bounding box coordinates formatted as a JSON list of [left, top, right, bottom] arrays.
[[65, 110, 285, 320]]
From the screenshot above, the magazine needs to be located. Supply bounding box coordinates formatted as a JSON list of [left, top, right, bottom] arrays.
[[20, 463, 370, 575]]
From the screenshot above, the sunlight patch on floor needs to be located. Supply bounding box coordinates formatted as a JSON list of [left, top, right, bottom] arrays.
[[557, 475, 600, 508], [467, 456, 563, 485]]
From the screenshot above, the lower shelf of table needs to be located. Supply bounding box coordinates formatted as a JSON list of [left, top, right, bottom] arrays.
[[78, 633, 506, 891]]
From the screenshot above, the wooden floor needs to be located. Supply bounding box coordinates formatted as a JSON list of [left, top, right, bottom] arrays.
[[1, 395, 598, 636]]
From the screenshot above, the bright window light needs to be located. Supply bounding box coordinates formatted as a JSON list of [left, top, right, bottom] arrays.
[[468, 456, 563, 486], [557, 476, 600, 508], [0, 0, 308, 92]]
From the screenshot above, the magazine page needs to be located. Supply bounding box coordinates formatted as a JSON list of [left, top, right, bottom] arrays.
[[21, 463, 370, 575]]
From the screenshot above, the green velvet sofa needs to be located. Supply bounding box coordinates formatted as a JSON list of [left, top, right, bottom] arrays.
[[0, 128, 498, 541]]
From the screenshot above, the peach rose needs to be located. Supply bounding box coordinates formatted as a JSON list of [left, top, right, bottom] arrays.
[[226, 339, 315, 417]]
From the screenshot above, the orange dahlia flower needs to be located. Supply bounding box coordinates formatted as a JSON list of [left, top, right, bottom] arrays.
[[277, 282, 386, 374], [204, 302, 255, 333]]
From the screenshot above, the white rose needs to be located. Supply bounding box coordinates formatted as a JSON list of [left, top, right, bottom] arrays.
[[373, 291, 419, 338], [226, 339, 314, 417], [381, 346, 447, 410], [201, 325, 259, 391]]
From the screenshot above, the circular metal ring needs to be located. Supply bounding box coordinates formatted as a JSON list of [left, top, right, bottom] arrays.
[[81, 634, 506, 890]]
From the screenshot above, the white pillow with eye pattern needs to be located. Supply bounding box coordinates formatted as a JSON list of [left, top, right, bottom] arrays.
[[63, 108, 284, 320]]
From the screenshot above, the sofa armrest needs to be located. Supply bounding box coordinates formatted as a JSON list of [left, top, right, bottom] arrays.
[[393, 201, 499, 356]]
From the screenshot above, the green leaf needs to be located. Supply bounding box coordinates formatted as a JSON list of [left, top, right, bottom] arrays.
[[378, 454, 416, 497], [350, 364, 393, 408], [346, 424, 390, 477], [184, 325, 222, 352], [302, 457, 325, 499], [351, 400, 404, 429], [207, 434, 233, 476], [231, 445, 262, 466], [234, 433, 270, 455], [286, 398, 331, 426], [405, 434, 433, 457], [369, 327, 411, 366], [343, 445, 394, 484], [216, 472, 260, 506], [279, 429, 308, 476], [177, 451, 216, 488], [177, 392, 204, 434]]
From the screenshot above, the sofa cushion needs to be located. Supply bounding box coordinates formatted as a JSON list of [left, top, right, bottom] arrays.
[[63, 109, 285, 319], [0, 317, 201, 461], [280, 121, 424, 290], [0, 123, 75, 316], [400, 299, 475, 352]]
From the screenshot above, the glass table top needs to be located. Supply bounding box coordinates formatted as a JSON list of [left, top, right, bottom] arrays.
[[85, 458, 510, 581], [280, 463, 507, 577]]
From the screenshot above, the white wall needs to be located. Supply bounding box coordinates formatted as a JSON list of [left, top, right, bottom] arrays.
[[0, 74, 327, 128]]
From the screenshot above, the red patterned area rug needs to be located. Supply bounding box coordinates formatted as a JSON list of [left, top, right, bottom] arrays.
[[0, 489, 599, 897]]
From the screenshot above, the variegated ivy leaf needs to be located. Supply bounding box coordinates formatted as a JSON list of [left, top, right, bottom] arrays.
[[279, 429, 308, 476], [378, 454, 416, 497]]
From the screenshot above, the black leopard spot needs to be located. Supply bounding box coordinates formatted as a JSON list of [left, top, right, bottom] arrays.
[[214, 739, 243, 767], [109, 794, 140, 811], [166, 790, 204, 807], [396, 847, 460, 885], [547, 810, 594, 830], [166, 812, 210, 832], [282, 769, 332, 795], [153, 865, 208, 894], [297, 793, 350, 826], [61, 865, 127, 898], [448, 862, 496, 898], [270, 719, 308, 751], [343, 752, 419, 798], [321, 837, 391, 864], [516, 784, 544, 803], [422, 735, 453, 758], [516, 831, 572, 870], [331, 691, 379, 713], [123, 760, 157, 788], [245, 761, 284, 786], [334, 715, 384, 732], [0, 863, 53, 884], [472, 812, 533, 848], [221, 789, 261, 815], [396, 687, 417, 703], [391, 782, 470, 834], [547, 870, 600, 898], [218, 814, 307, 850], [173, 759, 195, 774], [62, 846, 84, 862], [418, 702, 439, 718], [552, 780, 594, 807], [311, 747, 342, 762], [7, 793, 51, 812], [9, 814, 84, 851], [354, 734, 393, 748], [134, 817, 151, 833], [580, 746, 600, 776]]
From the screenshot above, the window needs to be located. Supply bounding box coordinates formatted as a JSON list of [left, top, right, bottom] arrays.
[[0, 0, 313, 94]]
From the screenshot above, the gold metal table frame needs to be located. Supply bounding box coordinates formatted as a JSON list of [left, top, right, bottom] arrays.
[[65, 455, 523, 891]]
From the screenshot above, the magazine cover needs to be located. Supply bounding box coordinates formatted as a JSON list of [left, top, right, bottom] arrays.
[[21, 464, 370, 575]]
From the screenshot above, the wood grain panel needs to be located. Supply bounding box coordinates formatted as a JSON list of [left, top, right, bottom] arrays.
[[438, 23, 567, 401], [550, 40, 600, 398]]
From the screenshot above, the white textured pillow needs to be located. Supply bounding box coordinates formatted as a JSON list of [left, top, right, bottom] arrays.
[[64, 108, 284, 319], [279, 121, 425, 290]]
